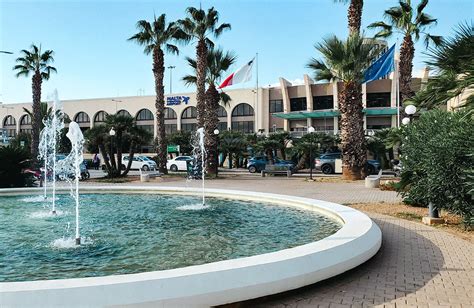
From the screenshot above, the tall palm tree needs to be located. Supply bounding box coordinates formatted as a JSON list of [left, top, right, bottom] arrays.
[[13, 44, 56, 159], [307, 34, 382, 180], [335, 0, 364, 34], [368, 0, 441, 103], [179, 7, 231, 129], [182, 48, 237, 174], [128, 14, 187, 174]]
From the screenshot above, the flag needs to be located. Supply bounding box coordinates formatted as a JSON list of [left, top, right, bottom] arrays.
[[219, 58, 254, 89], [363, 44, 395, 83]]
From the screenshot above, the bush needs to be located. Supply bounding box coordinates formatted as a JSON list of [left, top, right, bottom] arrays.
[[399, 110, 473, 227], [0, 145, 35, 188]]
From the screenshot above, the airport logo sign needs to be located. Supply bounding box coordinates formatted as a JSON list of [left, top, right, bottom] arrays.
[[166, 96, 190, 106]]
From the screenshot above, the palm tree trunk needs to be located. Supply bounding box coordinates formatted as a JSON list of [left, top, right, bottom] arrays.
[[31, 71, 42, 160], [339, 81, 366, 180], [347, 0, 363, 34], [205, 84, 219, 175], [294, 153, 308, 172], [153, 47, 168, 174], [196, 39, 208, 128], [98, 144, 112, 175], [121, 142, 136, 177], [399, 33, 415, 104], [117, 132, 123, 176]]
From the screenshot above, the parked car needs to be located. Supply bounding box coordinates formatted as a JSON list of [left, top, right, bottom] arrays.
[[121, 155, 157, 171], [55, 154, 90, 181], [315, 152, 381, 175], [247, 156, 295, 173], [167, 156, 193, 172]]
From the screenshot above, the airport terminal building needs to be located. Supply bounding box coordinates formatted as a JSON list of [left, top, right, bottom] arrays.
[[0, 72, 429, 150]]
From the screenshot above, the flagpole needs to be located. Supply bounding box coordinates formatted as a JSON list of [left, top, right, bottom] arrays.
[[256, 52, 259, 133], [396, 53, 400, 128]]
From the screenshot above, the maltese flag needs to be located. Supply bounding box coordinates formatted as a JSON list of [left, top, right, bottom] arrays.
[[219, 58, 254, 89]]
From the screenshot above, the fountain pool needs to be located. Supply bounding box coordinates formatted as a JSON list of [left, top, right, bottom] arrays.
[[0, 187, 381, 307]]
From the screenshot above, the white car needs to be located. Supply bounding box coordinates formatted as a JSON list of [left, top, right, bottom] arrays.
[[122, 155, 157, 171], [167, 156, 193, 172]]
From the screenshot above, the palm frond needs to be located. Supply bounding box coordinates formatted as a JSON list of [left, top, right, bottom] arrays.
[[165, 44, 179, 55], [182, 75, 197, 87]]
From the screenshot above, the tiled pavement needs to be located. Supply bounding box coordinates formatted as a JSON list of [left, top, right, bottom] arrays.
[[81, 177, 474, 307]]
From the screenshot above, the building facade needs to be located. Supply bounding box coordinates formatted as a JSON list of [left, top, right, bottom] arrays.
[[0, 73, 428, 149]]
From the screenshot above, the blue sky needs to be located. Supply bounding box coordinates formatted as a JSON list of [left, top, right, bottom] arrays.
[[1, 0, 472, 104]]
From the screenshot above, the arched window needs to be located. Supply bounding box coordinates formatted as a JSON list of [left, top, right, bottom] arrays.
[[74, 112, 90, 123], [94, 111, 108, 124], [19, 114, 32, 134], [136, 109, 154, 121], [181, 106, 197, 119], [117, 109, 131, 117], [217, 106, 227, 117], [232, 103, 254, 117], [164, 107, 177, 119], [3, 115, 16, 137], [217, 106, 228, 132]]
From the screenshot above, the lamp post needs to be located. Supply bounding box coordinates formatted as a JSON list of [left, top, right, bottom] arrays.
[[214, 129, 220, 176], [402, 104, 417, 125], [111, 99, 122, 113], [308, 126, 315, 180], [109, 127, 116, 173], [167, 66, 175, 94]]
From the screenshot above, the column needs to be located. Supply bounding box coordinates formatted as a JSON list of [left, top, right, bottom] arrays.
[[304, 74, 314, 128], [279, 77, 291, 131]]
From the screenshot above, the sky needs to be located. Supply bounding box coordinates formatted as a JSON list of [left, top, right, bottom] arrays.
[[0, 0, 472, 104]]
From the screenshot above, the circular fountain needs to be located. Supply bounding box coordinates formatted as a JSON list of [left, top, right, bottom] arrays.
[[0, 186, 381, 307]]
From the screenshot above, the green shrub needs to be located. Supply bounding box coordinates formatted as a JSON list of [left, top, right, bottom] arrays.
[[399, 110, 473, 227], [0, 145, 35, 188]]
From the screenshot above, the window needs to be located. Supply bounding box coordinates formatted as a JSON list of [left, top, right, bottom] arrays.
[[182, 107, 197, 119], [94, 111, 108, 123], [117, 110, 131, 117], [182, 123, 197, 132], [366, 116, 392, 129], [136, 109, 153, 121], [313, 96, 334, 110], [231, 121, 254, 133], [20, 115, 32, 125], [3, 115, 16, 126], [217, 122, 227, 132], [232, 103, 254, 117], [164, 108, 177, 119], [74, 112, 90, 123], [165, 124, 177, 134], [217, 106, 227, 117], [269, 99, 283, 113], [290, 97, 307, 111], [367, 92, 391, 108]]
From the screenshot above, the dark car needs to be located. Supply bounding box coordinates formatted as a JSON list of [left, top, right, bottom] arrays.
[[247, 156, 295, 173], [315, 152, 381, 175]]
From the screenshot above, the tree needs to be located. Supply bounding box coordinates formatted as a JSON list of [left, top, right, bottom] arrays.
[[267, 131, 291, 160], [0, 145, 35, 188], [182, 48, 236, 174], [179, 7, 231, 129], [307, 34, 382, 180], [368, 0, 441, 104], [165, 130, 193, 155], [128, 14, 187, 174], [334, 0, 364, 34], [399, 110, 473, 227], [218, 130, 247, 169], [291, 133, 336, 172], [13, 44, 57, 159], [23, 102, 51, 130]]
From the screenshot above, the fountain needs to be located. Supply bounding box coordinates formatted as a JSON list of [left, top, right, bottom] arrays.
[[196, 127, 206, 206]]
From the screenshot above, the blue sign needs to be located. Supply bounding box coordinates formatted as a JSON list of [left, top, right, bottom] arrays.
[[166, 96, 190, 106]]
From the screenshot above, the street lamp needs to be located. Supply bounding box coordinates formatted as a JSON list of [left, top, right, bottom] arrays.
[[308, 126, 315, 180], [214, 129, 220, 176], [109, 128, 116, 170], [167, 66, 175, 94], [402, 104, 417, 125], [111, 99, 122, 113]]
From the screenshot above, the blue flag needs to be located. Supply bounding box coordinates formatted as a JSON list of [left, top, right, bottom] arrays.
[[363, 44, 395, 83]]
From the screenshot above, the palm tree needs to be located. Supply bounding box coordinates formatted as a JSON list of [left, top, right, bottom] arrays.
[[267, 131, 291, 159], [307, 34, 382, 180], [23, 102, 52, 130], [291, 132, 336, 172], [13, 44, 57, 159], [182, 48, 237, 174], [128, 14, 187, 174], [179, 7, 231, 129], [218, 130, 247, 169], [368, 0, 441, 103], [334, 0, 364, 34]]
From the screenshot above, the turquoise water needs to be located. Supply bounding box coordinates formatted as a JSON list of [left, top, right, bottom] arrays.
[[0, 193, 341, 282]]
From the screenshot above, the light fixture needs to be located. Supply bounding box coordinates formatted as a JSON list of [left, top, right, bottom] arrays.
[[214, 129, 219, 135], [308, 126, 315, 133], [109, 128, 116, 136], [402, 117, 411, 125], [405, 105, 417, 115]]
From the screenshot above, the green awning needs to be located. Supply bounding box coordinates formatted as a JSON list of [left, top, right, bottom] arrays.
[[272, 108, 397, 119]]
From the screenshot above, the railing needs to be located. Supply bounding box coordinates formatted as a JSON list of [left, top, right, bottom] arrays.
[[289, 130, 338, 138]]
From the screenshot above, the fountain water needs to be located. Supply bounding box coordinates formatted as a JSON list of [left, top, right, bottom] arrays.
[[196, 127, 206, 206]]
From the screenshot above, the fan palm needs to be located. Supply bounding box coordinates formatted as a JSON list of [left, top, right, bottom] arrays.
[[13, 44, 57, 159], [307, 34, 383, 180], [218, 130, 247, 169], [128, 14, 187, 174], [368, 0, 442, 103], [182, 48, 237, 174], [291, 133, 336, 172], [179, 6, 231, 129], [334, 0, 364, 34]]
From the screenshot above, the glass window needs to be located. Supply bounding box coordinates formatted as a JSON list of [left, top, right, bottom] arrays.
[[117, 110, 131, 117], [182, 107, 197, 119], [217, 122, 227, 132], [182, 123, 197, 132], [20, 114, 31, 125], [313, 96, 334, 110], [231, 121, 254, 133], [269, 99, 283, 113], [217, 106, 227, 117], [164, 108, 177, 119], [290, 97, 307, 111], [74, 112, 90, 123], [94, 111, 108, 123], [3, 115, 16, 126], [136, 109, 153, 121], [367, 92, 391, 108], [232, 103, 254, 117], [165, 124, 177, 134]]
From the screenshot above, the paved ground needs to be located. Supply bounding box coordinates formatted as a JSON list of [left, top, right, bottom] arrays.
[[79, 176, 473, 307]]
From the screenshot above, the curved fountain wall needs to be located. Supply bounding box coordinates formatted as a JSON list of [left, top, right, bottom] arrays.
[[0, 186, 382, 307]]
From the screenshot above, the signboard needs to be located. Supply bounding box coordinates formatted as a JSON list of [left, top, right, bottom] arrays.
[[166, 96, 190, 106], [167, 145, 180, 153]]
